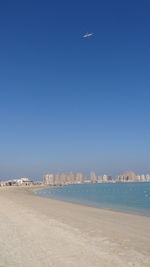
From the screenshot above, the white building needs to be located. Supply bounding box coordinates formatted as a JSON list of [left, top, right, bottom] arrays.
[[140, 174, 146, 181], [43, 174, 55, 185], [136, 175, 141, 181], [145, 174, 150, 181], [97, 175, 112, 183], [102, 174, 112, 182]]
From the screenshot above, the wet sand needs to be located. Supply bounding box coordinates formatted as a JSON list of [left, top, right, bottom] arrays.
[[0, 186, 150, 267]]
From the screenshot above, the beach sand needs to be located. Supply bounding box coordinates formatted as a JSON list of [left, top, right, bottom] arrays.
[[0, 186, 150, 267]]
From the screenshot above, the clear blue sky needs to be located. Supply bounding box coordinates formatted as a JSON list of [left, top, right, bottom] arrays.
[[0, 0, 150, 179]]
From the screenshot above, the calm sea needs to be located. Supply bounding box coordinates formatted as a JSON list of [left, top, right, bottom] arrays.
[[36, 182, 150, 216]]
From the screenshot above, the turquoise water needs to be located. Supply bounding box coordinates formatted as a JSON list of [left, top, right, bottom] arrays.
[[36, 183, 150, 216]]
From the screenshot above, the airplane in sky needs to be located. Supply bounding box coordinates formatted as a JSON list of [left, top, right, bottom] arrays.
[[83, 33, 93, 38]]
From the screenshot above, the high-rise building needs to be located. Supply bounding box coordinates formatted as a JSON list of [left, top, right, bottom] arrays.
[[90, 172, 97, 183], [145, 174, 150, 181], [43, 174, 55, 185], [97, 175, 103, 183], [102, 175, 112, 182], [43, 172, 85, 185], [75, 172, 84, 183], [117, 171, 137, 182], [136, 175, 141, 181], [140, 174, 146, 181], [97, 175, 112, 183]]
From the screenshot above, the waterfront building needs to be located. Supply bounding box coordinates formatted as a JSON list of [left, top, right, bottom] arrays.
[[90, 172, 97, 183], [84, 179, 91, 183], [75, 172, 84, 183], [43, 174, 55, 185], [145, 174, 150, 181], [136, 175, 141, 181], [97, 175, 112, 183], [102, 175, 112, 182], [17, 178, 33, 186], [97, 175, 103, 183], [69, 172, 76, 184], [140, 174, 146, 181], [0, 177, 33, 186], [54, 173, 61, 185], [117, 171, 137, 182], [43, 172, 85, 186]]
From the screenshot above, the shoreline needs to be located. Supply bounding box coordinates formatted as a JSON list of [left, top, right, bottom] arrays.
[[34, 185, 150, 218], [0, 186, 150, 266]]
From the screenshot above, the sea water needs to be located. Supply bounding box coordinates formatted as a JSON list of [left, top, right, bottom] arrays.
[[36, 182, 150, 216]]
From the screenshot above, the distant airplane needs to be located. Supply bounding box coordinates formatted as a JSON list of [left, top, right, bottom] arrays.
[[83, 33, 93, 38]]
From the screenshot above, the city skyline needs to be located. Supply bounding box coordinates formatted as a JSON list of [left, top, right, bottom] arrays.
[[0, 0, 150, 179], [1, 169, 150, 182], [1, 169, 150, 186]]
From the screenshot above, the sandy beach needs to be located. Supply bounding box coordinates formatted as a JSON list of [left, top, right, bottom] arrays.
[[0, 186, 150, 267]]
